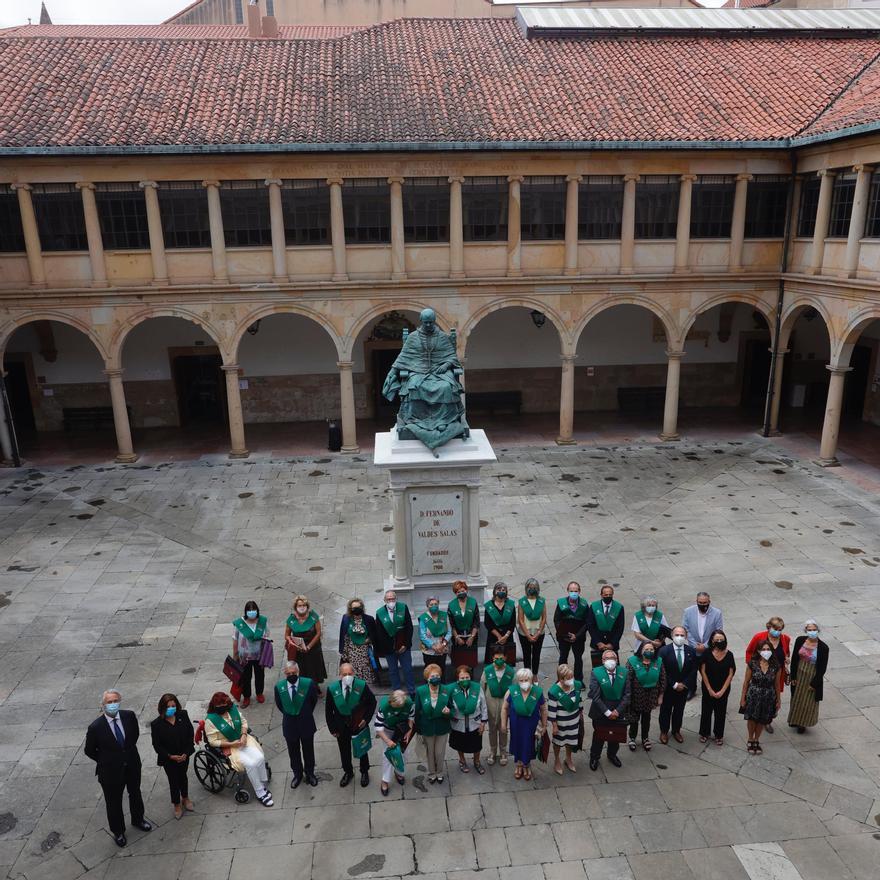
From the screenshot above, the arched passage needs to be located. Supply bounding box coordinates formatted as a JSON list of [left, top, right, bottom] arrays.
[[1, 319, 112, 461]]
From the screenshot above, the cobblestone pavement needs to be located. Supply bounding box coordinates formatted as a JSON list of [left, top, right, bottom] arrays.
[[2, 437, 880, 880]]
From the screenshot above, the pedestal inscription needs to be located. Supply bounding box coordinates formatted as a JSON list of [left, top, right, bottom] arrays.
[[410, 491, 463, 576]]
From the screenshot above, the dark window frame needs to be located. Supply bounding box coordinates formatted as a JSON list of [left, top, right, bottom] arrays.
[[521, 176, 566, 241], [403, 177, 450, 243], [0, 185, 25, 253], [95, 182, 150, 250], [690, 175, 735, 239], [280, 179, 330, 246], [158, 181, 211, 249], [577, 175, 623, 240], [220, 180, 272, 248], [797, 176, 821, 238], [31, 183, 88, 252], [827, 173, 856, 238], [462, 176, 508, 242], [865, 172, 880, 239], [343, 178, 390, 244], [744, 176, 789, 239], [634, 175, 680, 240]]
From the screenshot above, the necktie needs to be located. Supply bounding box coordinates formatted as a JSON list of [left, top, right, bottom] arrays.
[[344, 686, 350, 700], [113, 718, 125, 747], [677, 648, 683, 670]]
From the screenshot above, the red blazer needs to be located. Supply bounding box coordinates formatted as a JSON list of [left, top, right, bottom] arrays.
[[745, 631, 791, 689]]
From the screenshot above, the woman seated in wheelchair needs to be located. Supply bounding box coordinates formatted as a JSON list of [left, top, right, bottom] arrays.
[[204, 691, 274, 807]]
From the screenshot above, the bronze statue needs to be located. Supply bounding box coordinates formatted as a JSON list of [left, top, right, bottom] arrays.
[[382, 308, 470, 453]]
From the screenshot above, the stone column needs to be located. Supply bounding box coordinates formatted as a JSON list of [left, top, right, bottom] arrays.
[[327, 177, 348, 281], [808, 170, 835, 275], [222, 364, 249, 459], [557, 353, 577, 445], [203, 180, 228, 283], [845, 164, 872, 278], [103, 369, 137, 463], [767, 348, 789, 435], [0, 375, 15, 464], [389, 176, 406, 280], [660, 349, 684, 441], [139, 181, 168, 285], [729, 173, 752, 272], [818, 365, 851, 466], [265, 178, 287, 282], [620, 173, 639, 275], [449, 175, 465, 278], [337, 360, 359, 453], [466, 484, 481, 580], [564, 174, 581, 276], [507, 175, 523, 277], [391, 487, 408, 584], [674, 174, 696, 273], [11, 184, 46, 288], [76, 183, 108, 287]]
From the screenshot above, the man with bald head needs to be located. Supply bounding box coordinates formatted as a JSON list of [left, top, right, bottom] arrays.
[[325, 662, 377, 788], [83, 690, 152, 847]]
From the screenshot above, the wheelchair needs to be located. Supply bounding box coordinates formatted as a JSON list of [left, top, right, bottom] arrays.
[[192, 723, 272, 804]]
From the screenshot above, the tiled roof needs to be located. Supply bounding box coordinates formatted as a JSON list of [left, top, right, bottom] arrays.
[[0, 23, 362, 39], [1, 18, 880, 152]]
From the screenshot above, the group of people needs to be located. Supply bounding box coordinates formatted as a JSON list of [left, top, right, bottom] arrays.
[[82, 587, 831, 841]]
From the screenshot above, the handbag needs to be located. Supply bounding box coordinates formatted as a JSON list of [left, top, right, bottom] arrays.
[[593, 720, 628, 743], [534, 729, 551, 763], [451, 644, 478, 669], [259, 638, 274, 669], [223, 655, 244, 685]]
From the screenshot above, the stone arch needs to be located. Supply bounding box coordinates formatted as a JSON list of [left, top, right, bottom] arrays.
[[231, 304, 344, 364], [779, 296, 834, 353], [0, 311, 109, 362], [835, 306, 880, 367], [342, 301, 453, 360], [571, 296, 676, 352], [108, 307, 224, 369], [460, 297, 570, 357], [679, 292, 776, 345]]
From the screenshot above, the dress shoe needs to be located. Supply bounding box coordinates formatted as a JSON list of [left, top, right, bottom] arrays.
[[256, 694, 265, 704], [113, 834, 127, 848], [608, 754, 622, 768], [241, 697, 250, 708], [339, 771, 354, 788], [290, 775, 302, 789], [360, 770, 370, 787], [305, 772, 318, 787], [132, 820, 152, 832], [672, 731, 684, 744], [659, 733, 669, 744], [589, 757, 599, 771]]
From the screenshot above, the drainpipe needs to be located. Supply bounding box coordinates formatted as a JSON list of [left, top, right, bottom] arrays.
[[761, 152, 797, 437]]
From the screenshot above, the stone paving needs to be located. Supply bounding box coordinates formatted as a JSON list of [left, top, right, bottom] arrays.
[[1, 436, 880, 880]]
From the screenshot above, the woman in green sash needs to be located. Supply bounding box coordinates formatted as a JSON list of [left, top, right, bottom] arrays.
[[419, 596, 451, 680], [625, 643, 666, 751], [480, 646, 514, 766], [338, 597, 377, 683], [374, 690, 415, 796], [483, 581, 516, 665], [232, 601, 270, 708], [630, 595, 670, 655], [284, 595, 327, 691], [449, 665, 488, 774], [500, 667, 547, 781], [548, 664, 582, 775], [517, 578, 546, 676], [415, 664, 452, 784], [448, 581, 479, 668]]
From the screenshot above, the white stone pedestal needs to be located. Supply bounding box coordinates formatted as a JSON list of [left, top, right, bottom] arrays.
[[373, 428, 497, 611]]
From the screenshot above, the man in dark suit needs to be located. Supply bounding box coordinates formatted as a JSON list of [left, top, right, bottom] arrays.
[[587, 649, 631, 771], [274, 660, 319, 789], [83, 690, 152, 848], [658, 625, 698, 744], [587, 584, 625, 664], [325, 662, 377, 788]]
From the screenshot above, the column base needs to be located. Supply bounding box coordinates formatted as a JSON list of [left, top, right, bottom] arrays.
[[212, 277, 229, 285], [391, 273, 407, 281], [659, 432, 680, 442], [556, 436, 576, 446], [114, 452, 139, 463], [563, 267, 578, 277], [228, 449, 250, 459], [341, 445, 361, 454], [619, 266, 633, 275], [507, 269, 522, 278], [815, 457, 840, 468], [332, 273, 349, 282], [90, 280, 110, 288], [763, 429, 782, 437], [271, 275, 288, 283], [150, 278, 169, 287], [29, 281, 47, 290], [450, 270, 466, 279]]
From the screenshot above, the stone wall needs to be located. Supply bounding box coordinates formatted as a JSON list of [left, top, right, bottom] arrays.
[[239, 372, 370, 423], [31, 382, 112, 432], [124, 380, 181, 428]]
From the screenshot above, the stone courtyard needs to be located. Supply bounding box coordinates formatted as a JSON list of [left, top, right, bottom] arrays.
[[2, 436, 880, 880]]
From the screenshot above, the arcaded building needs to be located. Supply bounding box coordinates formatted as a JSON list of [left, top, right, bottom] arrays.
[[0, 9, 879, 465]]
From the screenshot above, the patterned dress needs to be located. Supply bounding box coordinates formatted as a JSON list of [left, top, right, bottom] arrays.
[[742, 658, 778, 724], [547, 684, 581, 748]]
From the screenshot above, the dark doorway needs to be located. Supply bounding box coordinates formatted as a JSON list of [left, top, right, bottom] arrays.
[[373, 348, 400, 423], [740, 337, 772, 410], [3, 360, 36, 432], [172, 354, 224, 425], [844, 344, 872, 420]]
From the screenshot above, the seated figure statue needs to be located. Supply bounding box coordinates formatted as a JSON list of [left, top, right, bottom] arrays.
[[382, 308, 470, 453]]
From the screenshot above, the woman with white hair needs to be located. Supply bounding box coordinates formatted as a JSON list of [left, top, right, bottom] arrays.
[[787, 620, 829, 734], [374, 689, 415, 796], [631, 595, 669, 654], [500, 667, 547, 781]]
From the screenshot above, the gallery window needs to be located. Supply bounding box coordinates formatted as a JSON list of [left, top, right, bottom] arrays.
[[521, 176, 566, 241], [578, 176, 623, 240], [280, 179, 330, 245], [403, 178, 449, 243], [690, 176, 735, 239], [864, 172, 880, 238], [31, 183, 88, 251], [158, 182, 211, 249], [797, 176, 821, 238], [220, 180, 272, 247], [827, 173, 856, 238], [95, 183, 150, 250], [744, 176, 789, 238], [343, 179, 390, 244], [462, 177, 508, 242], [634, 176, 679, 239], [0, 185, 25, 253]]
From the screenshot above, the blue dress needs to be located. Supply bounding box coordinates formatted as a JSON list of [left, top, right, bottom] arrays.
[[506, 693, 544, 765]]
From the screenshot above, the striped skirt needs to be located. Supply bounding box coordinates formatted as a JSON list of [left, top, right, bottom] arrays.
[[787, 658, 820, 728], [548, 699, 580, 747]]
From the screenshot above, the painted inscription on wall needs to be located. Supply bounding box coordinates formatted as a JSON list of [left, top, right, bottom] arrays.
[[410, 491, 464, 577]]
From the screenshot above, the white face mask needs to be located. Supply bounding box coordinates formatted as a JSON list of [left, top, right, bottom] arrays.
[[759, 650, 773, 660], [806, 629, 819, 639], [385, 601, 396, 611], [295, 606, 307, 615], [341, 675, 354, 688], [672, 635, 686, 647], [603, 659, 617, 671], [519, 682, 530, 692], [563, 678, 575, 689], [645, 606, 657, 615]]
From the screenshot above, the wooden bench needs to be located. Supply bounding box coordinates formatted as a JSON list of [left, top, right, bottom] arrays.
[[465, 390, 523, 416], [617, 386, 666, 415], [62, 406, 130, 432]]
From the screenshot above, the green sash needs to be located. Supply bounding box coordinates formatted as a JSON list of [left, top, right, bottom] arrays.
[[549, 682, 582, 712], [275, 677, 312, 716], [594, 666, 626, 702], [484, 599, 515, 629], [287, 610, 318, 634], [634, 610, 661, 639], [509, 684, 542, 717], [627, 655, 661, 689], [420, 610, 448, 637], [484, 665, 515, 698], [380, 696, 413, 730], [233, 615, 266, 642], [417, 684, 451, 720], [556, 597, 589, 620], [519, 596, 545, 621], [377, 602, 406, 638], [206, 705, 243, 741], [451, 680, 480, 715], [347, 618, 369, 646], [448, 596, 477, 632], [329, 678, 365, 716], [591, 600, 623, 633]]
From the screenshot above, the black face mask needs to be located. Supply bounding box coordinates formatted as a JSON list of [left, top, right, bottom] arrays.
[[286, 675, 299, 684], [351, 608, 363, 616], [713, 640, 727, 650], [698, 604, 710, 614], [215, 704, 231, 714], [527, 588, 538, 597], [496, 591, 507, 599]]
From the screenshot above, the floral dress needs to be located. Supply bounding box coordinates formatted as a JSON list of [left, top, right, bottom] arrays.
[[742, 658, 778, 724]]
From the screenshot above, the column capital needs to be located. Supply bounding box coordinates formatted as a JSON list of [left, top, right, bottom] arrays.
[[735, 173, 754, 182], [139, 180, 159, 190], [565, 174, 582, 183], [264, 178, 282, 187], [852, 164, 874, 175], [623, 173, 641, 183], [387, 176, 405, 185], [679, 174, 697, 183], [202, 179, 221, 188], [816, 169, 836, 179], [560, 353, 577, 363], [326, 177, 344, 186], [665, 349, 686, 360], [75, 182, 96, 191], [448, 175, 465, 184], [336, 360, 354, 370], [826, 364, 853, 375], [102, 368, 124, 379], [221, 363, 242, 373], [10, 182, 32, 192], [507, 175, 524, 184]]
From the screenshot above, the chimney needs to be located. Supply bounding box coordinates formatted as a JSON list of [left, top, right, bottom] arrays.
[[247, 0, 261, 38], [262, 15, 279, 38]]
